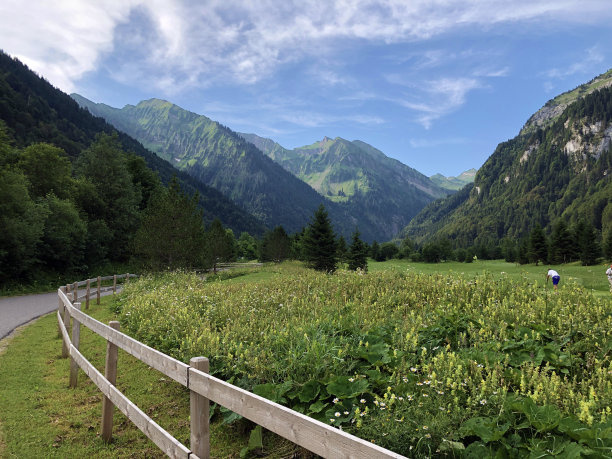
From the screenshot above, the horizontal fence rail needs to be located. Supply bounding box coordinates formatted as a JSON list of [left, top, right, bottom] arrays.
[[57, 275, 405, 459]]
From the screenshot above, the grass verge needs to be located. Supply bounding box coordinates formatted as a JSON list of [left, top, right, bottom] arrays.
[[0, 296, 302, 458]]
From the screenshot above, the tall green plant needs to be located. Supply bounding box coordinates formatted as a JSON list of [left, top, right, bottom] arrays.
[[134, 176, 207, 270], [302, 204, 338, 273]]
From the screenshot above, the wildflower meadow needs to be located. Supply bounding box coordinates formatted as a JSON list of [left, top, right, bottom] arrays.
[[112, 263, 611, 457]]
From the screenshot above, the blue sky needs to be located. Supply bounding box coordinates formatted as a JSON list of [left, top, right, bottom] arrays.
[[1, 1, 612, 176]]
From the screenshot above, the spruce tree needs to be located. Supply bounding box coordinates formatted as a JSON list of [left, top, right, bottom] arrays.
[[575, 219, 601, 266], [260, 226, 291, 262], [336, 235, 348, 265], [207, 218, 235, 272], [604, 230, 612, 262], [528, 224, 548, 265], [347, 230, 368, 272], [549, 219, 574, 263], [302, 204, 338, 273], [133, 176, 207, 270]]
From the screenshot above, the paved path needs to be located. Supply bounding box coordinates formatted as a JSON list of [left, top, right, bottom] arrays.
[[0, 292, 59, 340], [0, 288, 117, 340]]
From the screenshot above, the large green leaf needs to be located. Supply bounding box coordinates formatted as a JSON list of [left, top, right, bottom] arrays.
[[326, 376, 369, 398], [460, 417, 510, 443], [298, 380, 321, 403]]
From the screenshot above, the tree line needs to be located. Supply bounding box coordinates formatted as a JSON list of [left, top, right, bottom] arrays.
[[386, 219, 610, 265], [0, 123, 368, 287], [0, 126, 249, 287]]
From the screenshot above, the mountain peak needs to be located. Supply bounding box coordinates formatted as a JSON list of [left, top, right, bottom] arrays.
[[521, 68, 612, 135]]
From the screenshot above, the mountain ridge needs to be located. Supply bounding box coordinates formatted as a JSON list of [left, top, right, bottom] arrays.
[[72, 95, 365, 238], [239, 132, 449, 239], [75, 95, 449, 241], [402, 69, 612, 246], [0, 52, 265, 236]]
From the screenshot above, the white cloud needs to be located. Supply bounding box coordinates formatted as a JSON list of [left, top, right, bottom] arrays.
[[2, 0, 611, 93], [395, 77, 483, 128], [544, 45, 605, 79]]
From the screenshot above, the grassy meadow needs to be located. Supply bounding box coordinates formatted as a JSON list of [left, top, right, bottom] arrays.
[[113, 260, 611, 456], [0, 259, 610, 457]]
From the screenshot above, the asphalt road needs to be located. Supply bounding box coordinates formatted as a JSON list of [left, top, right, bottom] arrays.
[[0, 288, 119, 340], [0, 291, 59, 340]]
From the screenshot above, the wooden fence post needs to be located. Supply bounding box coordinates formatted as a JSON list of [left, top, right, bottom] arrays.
[[62, 303, 71, 358], [66, 283, 71, 302], [72, 282, 78, 303], [190, 357, 210, 459], [86, 279, 91, 310], [97, 276, 101, 305], [101, 321, 120, 443], [113, 275, 117, 294], [57, 286, 66, 339], [126, 273, 130, 284], [69, 303, 81, 388]]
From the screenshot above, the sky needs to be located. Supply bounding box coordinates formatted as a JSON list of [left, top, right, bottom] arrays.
[[1, 1, 612, 176]]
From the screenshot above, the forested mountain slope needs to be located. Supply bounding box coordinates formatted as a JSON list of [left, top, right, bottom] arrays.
[[73, 96, 374, 239], [403, 74, 612, 246], [0, 51, 265, 235], [239, 134, 449, 240]]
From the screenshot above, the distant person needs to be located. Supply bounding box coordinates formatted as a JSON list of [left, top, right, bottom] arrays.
[[607, 264, 612, 293], [546, 268, 560, 291]]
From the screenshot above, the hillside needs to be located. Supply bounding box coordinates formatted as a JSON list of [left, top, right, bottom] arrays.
[[75, 96, 429, 240], [0, 52, 264, 236], [240, 133, 449, 240], [520, 69, 612, 135], [430, 168, 477, 191], [403, 73, 612, 246]]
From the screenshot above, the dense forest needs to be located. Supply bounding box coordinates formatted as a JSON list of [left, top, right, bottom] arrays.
[[403, 83, 612, 252], [0, 51, 265, 236]]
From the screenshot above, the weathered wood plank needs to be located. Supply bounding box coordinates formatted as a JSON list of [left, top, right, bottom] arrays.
[[188, 369, 404, 459], [190, 358, 210, 458], [65, 302, 189, 386], [69, 344, 191, 458], [69, 303, 81, 388], [102, 321, 120, 442], [57, 310, 70, 349]]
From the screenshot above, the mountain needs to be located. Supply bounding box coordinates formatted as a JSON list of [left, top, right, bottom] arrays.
[[240, 133, 449, 240], [520, 69, 612, 135], [72, 96, 361, 237], [0, 51, 265, 236], [402, 70, 612, 246], [430, 169, 477, 191]]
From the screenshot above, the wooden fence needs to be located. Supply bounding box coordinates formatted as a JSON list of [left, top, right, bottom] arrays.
[[57, 275, 405, 458]]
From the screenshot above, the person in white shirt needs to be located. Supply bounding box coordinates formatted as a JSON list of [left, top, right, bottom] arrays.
[[606, 264, 612, 293], [546, 268, 560, 291]]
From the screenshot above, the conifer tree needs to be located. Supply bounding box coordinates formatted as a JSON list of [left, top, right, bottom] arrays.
[[207, 218, 235, 272], [347, 229, 368, 272], [549, 219, 574, 263], [134, 176, 206, 270], [260, 226, 291, 262], [528, 224, 548, 265], [302, 204, 338, 273], [604, 230, 612, 261], [574, 219, 601, 266], [336, 235, 348, 265]]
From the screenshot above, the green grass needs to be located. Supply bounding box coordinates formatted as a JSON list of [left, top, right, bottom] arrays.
[[367, 259, 611, 297], [0, 297, 302, 458], [0, 260, 609, 457]]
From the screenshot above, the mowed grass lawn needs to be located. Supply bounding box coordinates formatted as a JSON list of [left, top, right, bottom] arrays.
[[0, 259, 609, 458], [368, 259, 611, 297]]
